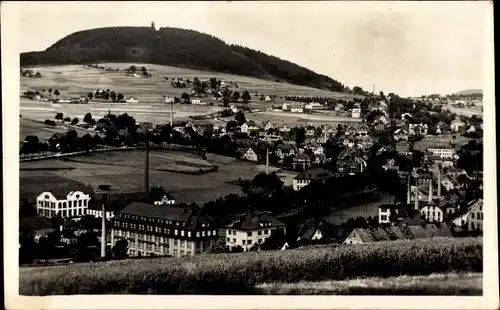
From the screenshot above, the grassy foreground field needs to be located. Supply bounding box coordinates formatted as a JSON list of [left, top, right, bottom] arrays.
[[19, 237, 482, 295], [255, 272, 482, 295]]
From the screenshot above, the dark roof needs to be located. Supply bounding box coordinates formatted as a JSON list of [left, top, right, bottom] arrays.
[[407, 223, 453, 239], [118, 202, 211, 229], [40, 186, 93, 200], [225, 212, 285, 231], [294, 167, 332, 180], [19, 216, 54, 232]]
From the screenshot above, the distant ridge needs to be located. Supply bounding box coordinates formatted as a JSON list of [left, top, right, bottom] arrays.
[[20, 26, 346, 92], [453, 89, 483, 95]]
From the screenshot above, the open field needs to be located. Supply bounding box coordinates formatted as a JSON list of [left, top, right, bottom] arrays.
[[324, 191, 393, 224], [20, 64, 360, 125], [413, 134, 479, 151], [447, 105, 482, 117], [19, 150, 297, 204], [255, 272, 482, 295], [20, 117, 105, 141], [19, 237, 482, 295]]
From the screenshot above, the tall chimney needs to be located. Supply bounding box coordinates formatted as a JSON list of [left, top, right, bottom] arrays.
[[437, 167, 441, 199], [406, 173, 411, 204], [145, 131, 149, 192], [415, 185, 420, 210], [169, 97, 173, 127], [414, 186, 419, 210], [266, 146, 269, 175], [428, 177, 433, 203], [101, 194, 107, 258]]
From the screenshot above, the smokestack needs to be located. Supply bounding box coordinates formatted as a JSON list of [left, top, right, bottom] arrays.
[[414, 186, 419, 210], [169, 96, 173, 127], [145, 131, 149, 192], [101, 194, 107, 258], [437, 167, 441, 199], [266, 146, 269, 175], [406, 173, 411, 204]]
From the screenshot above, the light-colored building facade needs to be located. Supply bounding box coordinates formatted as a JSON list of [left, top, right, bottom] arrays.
[[225, 213, 286, 251], [111, 202, 218, 258], [36, 191, 91, 219], [427, 147, 455, 159]]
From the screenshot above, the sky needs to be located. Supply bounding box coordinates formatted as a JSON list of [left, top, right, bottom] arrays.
[[14, 1, 492, 97]]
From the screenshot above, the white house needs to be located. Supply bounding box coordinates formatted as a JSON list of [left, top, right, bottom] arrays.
[[36, 190, 91, 219], [191, 99, 204, 105], [292, 168, 332, 191], [441, 176, 456, 191], [351, 108, 361, 118], [378, 204, 400, 224], [264, 96, 272, 102], [240, 123, 249, 133], [419, 204, 445, 223], [225, 213, 286, 251], [450, 119, 466, 132], [126, 97, 139, 103], [467, 125, 476, 133], [164, 96, 174, 104], [241, 148, 258, 162], [263, 121, 274, 131], [427, 147, 455, 159]]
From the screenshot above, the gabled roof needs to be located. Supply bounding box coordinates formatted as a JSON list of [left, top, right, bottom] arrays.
[[294, 167, 332, 180], [19, 216, 54, 233], [407, 223, 453, 239], [226, 212, 285, 231], [118, 202, 211, 229]]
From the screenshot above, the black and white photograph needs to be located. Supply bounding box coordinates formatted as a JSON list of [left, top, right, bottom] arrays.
[[2, 1, 497, 309]]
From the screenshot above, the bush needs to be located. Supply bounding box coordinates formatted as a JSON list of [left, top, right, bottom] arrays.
[[44, 120, 56, 126], [19, 237, 482, 295]]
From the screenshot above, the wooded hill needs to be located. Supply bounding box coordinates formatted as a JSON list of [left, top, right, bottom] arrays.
[[21, 26, 345, 92]]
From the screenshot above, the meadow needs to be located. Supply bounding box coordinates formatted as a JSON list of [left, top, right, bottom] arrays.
[[20, 63, 360, 125], [19, 237, 482, 295], [19, 150, 297, 204]]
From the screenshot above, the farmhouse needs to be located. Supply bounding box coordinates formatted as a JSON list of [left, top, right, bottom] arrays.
[[36, 190, 91, 219], [111, 202, 218, 258], [225, 212, 286, 251], [282, 102, 304, 113]]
